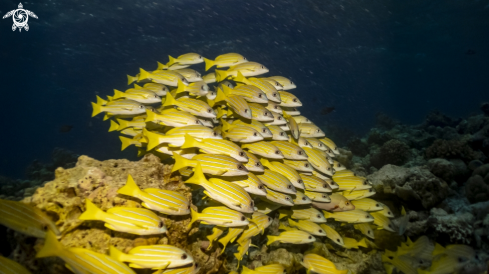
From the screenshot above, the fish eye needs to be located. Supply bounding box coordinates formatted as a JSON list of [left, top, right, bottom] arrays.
[[285, 197, 290, 201], [338, 164, 342, 167], [253, 132, 258, 137], [457, 257, 464, 263], [273, 93, 277, 97], [258, 94, 262, 98], [201, 86, 205, 90], [298, 179, 303, 185], [261, 65, 264, 69], [244, 109, 249, 113], [208, 109, 212, 113], [327, 168, 331, 170], [275, 150, 280, 154], [302, 197, 306, 201], [268, 217, 271, 221], [195, 263, 199, 268], [308, 236, 312, 239], [388, 224, 392, 228], [241, 216, 246, 221], [287, 185, 292, 189], [262, 129, 267, 133], [250, 201, 254, 206], [376, 204, 379, 207], [181, 254, 188, 260], [280, 132, 285, 136], [237, 165, 245, 170], [213, 132, 218, 136], [259, 185, 264, 189], [369, 189, 373, 192], [139, 105, 144, 109], [293, 99, 298, 102], [256, 163, 261, 167], [316, 214, 321, 218], [239, 152, 245, 157], [195, 120, 200, 124], [346, 202, 350, 205], [335, 147, 337, 150], [154, 95, 158, 98], [298, 151, 303, 155], [368, 230, 371, 234], [42, 224, 48, 231], [363, 182, 367, 185], [322, 184, 328, 188], [188, 205, 191, 209], [322, 195, 327, 198], [316, 129, 320, 133], [388, 212, 392, 215], [184, 79, 189, 84], [305, 163, 310, 167], [336, 239, 340, 242], [159, 221, 164, 228], [243, 57, 247, 60], [366, 215, 370, 218], [274, 106, 279, 109], [264, 112, 268, 116]]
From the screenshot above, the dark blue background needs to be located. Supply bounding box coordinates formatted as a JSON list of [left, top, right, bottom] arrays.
[[1, 0, 488, 178]]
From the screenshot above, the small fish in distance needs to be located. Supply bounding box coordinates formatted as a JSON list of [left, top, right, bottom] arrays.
[[321, 106, 335, 115]]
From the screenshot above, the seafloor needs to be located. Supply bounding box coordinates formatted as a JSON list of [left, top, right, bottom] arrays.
[[1, 106, 488, 274]]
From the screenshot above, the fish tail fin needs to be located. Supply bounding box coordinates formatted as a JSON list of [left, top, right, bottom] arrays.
[[278, 223, 289, 231], [113, 89, 125, 99], [36, 230, 64, 258], [181, 134, 200, 149], [91, 102, 103, 117], [145, 109, 158, 123], [109, 120, 119, 132], [187, 207, 199, 230], [138, 68, 151, 81], [278, 210, 289, 220], [96, 95, 107, 105], [184, 164, 206, 186], [171, 152, 194, 173], [117, 174, 143, 198], [221, 119, 233, 132], [162, 92, 177, 108], [133, 83, 142, 89], [79, 200, 107, 221], [127, 75, 138, 85], [116, 119, 130, 130], [216, 107, 226, 119], [156, 61, 167, 70], [119, 136, 134, 151], [433, 242, 445, 257], [241, 266, 253, 274], [322, 210, 332, 219], [215, 70, 227, 82], [358, 238, 368, 248], [143, 128, 162, 151], [266, 235, 276, 245], [176, 78, 187, 93], [215, 88, 227, 103], [167, 55, 177, 66], [234, 71, 251, 84], [221, 84, 233, 96], [109, 246, 127, 262], [288, 218, 298, 227], [204, 58, 214, 71], [260, 158, 272, 169]]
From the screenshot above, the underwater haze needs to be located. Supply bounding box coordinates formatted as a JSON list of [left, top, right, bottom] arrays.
[[1, 0, 488, 178]]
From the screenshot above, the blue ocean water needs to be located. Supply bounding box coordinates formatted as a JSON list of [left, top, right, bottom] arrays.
[[0, 0, 488, 178]]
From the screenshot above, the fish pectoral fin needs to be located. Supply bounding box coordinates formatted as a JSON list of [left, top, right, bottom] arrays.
[[153, 262, 170, 270], [168, 206, 179, 211], [215, 169, 227, 175]]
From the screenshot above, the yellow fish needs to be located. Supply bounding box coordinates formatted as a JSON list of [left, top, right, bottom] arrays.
[[267, 76, 296, 90], [319, 137, 339, 155], [232, 119, 273, 138], [36, 231, 136, 274], [302, 254, 348, 274], [283, 159, 314, 172], [257, 170, 296, 194], [0, 255, 32, 274], [304, 191, 331, 202], [279, 206, 326, 223], [334, 176, 372, 191], [260, 77, 284, 90], [188, 206, 249, 228], [206, 226, 225, 250], [117, 174, 190, 215], [215, 62, 269, 81], [281, 106, 300, 115], [225, 173, 267, 196], [79, 200, 166, 235], [303, 147, 333, 176], [92, 99, 146, 117], [221, 121, 264, 143], [341, 188, 376, 200], [110, 245, 194, 270], [343, 237, 368, 249], [243, 151, 265, 172], [165, 125, 221, 139], [354, 223, 375, 239], [261, 187, 294, 206], [332, 169, 356, 179], [322, 209, 374, 224], [180, 134, 248, 162], [332, 160, 346, 171], [162, 93, 216, 118], [138, 68, 189, 86], [111, 117, 146, 131], [0, 198, 60, 239], [278, 91, 302, 107], [153, 263, 199, 274], [202, 72, 216, 83], [214, 89, 252, 119], [282, 112, 300, 139], [320, 224, 344, 246], [265, 112, 287, 126], [255, 200, 283, 214], [242, 141, 284, 159], [234, 238, 253, 268], [300, 174, 332, 193], [267, 229, 315, 245], [234, 73, 282, 103], [382, 255, 418, 274], [236, 222, 261, 245], [134, 83, 169, 96], [251, 211, 273, 234], [145, 109, 203, 128], [172, 153, 248, 176], [370, 212, 397, 232], [167, 53, 204, 66], [261, 159, 304, 189], [376, 202, 394, 218], [113, 89, 161, 104], [185, 164, 254, 213], [287, 219, 327, 237], [218, 227, 245, 253], [265, 101, 283, 113], [221, 85, 268, 104], [293, 190, 312, 205], [204, 53, 248, 70], [172, 68, 203, 82], [298, 123, 325, 138], [270, 141, 307, 160], [242, 264, 285, 274], [248, 103, 274, 122], [267, 125, 289, 141]]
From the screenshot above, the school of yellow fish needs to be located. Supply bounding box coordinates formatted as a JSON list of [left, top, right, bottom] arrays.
[[0, 53, 484, 274]]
